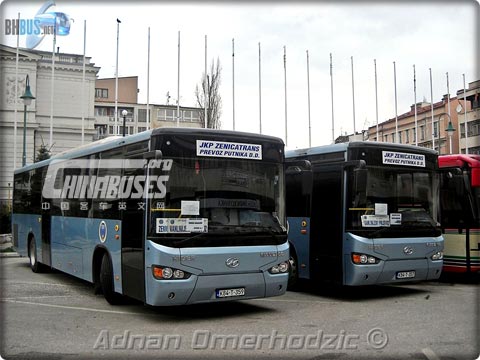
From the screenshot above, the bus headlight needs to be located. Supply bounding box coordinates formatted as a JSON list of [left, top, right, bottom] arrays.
[[152, 265, 191, 280], [352, 253, 380, 265], [431, 251, 443, 261], [268, 261, 289, 274]]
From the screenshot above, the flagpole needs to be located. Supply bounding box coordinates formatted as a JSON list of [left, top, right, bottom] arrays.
[[374, 59, 379, 142], [306, 50, 311, 147], [176, 30, 180, 128], [259, 42, 262, 134], [232, 38, 235, 130], [81, 20, 86, 145], [351, 56, 356, 135], [50, 14, 57, 147], [13, 12, 20, 170], [115, 19, 120, 135], [146, 27, 151, 131], [414, 64, 417, 146], [463, 73, 468, 154], [393, 61, 398, 143], [204, 34, 207, 129], [330, 53, 335, 144], [283, 45, 288, 147], [430, 68, 435, 150], [446, 72, 452, 154]]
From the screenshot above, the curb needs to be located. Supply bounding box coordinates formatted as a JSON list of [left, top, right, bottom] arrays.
[[0, 252, 20, 258]]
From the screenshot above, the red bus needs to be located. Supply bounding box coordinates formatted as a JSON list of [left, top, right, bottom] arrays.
[[438, 154, 480, 275]]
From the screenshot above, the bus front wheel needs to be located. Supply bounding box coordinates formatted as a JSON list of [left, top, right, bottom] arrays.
[[100, 254, 123, 305], [29, 237, 43, 273]]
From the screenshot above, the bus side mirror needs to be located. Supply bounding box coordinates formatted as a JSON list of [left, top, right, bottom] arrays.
[[354, 167, 367, 206], [143, 150, 163, 160]]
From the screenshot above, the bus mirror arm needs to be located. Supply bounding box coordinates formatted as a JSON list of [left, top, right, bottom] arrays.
[[143, 150, 163, 160]]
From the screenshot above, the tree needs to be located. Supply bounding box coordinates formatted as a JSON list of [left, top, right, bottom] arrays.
[[35, 142, 52, 162], [195, 58, 222, 129]]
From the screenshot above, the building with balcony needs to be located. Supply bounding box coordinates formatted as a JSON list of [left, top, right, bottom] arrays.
[[456, 80, 480, 154], [94, 76, 203, 140], [366, 94, 462, 155], [0, 44, 99, 203]]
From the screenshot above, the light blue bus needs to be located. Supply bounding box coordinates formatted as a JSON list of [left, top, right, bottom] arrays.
[[286, 141, 444, 287], [12, 128, 289, 305]]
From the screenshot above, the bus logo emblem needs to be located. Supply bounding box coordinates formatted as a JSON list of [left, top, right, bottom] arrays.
[[226, 257, 240, 268], [99, 221, 107, 243], [403, 246, 414, 255]]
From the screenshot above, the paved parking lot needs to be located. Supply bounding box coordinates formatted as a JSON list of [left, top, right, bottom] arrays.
[[0, 256, 478, 359]]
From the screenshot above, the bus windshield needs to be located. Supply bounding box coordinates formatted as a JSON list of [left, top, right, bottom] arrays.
[[347, 166, 441, 238], [147, 156, 286, 247]]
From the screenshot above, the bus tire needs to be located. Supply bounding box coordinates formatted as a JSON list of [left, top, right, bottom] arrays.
[[288, 250, 299, 291], [100, 253, 122, 305], [28, 237, 44, 273]]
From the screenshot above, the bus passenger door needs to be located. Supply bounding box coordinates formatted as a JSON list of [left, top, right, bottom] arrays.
[[40, 168, 51, 267], [121, 149, 147, 302]]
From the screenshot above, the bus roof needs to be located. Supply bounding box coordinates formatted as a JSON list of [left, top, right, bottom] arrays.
[[14, 130, 153, 175], [286, 141, 438, 158], [438, 154, 480, 169], [151, 126, 284, 144], [15, 127, 284, 175]]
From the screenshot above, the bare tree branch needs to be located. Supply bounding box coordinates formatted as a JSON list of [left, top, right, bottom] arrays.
[[196, 58, 222, 129]]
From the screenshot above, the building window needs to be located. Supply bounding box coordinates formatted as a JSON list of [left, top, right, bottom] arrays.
[[420, 125, 425, 141], [412, 128, 416, 143], [433, 121, 439, 138], [109, 126, 114, 134], [95, 107, 108, 116], [467, 121, 476, 138], [138, 127, 147, 133], [391, 133, 395, 143], [405, 129, 410, 143], [95, 88, 108, 99], [398, 131, 402, 144], [384, 134, 388, 142], [157, 109, 178, 121], [138, 109, 147, 122]]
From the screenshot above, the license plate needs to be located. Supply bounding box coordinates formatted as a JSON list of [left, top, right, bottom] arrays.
[[396, 270, 416, 279], [216, 287, 245, 298]]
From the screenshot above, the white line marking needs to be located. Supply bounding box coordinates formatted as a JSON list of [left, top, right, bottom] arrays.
[[1, 299, 145, 316], [422, 347, 441, 360]]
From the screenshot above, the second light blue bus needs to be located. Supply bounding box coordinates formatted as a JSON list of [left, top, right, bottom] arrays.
[[286, 141, 444, 287]]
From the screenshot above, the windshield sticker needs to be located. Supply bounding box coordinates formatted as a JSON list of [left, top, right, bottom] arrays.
[[181, 200, 200, 216], [201, 198, 260, 210], [361, 215, 390, 228], [382, 151, 426, 167], [375, 203, 388, 216], [156, 218, 208, 234], [390, 213, 402, 225], [197, 140, 262, 160]]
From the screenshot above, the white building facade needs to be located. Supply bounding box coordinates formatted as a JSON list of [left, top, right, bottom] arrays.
[[0, 44, 99, 203]]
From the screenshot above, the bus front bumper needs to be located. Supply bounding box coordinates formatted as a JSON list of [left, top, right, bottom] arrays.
[[145, 271, 288, 306], [344, 257, 443, 286]]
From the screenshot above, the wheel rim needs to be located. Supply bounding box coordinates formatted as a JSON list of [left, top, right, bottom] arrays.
[[29, 241, 36, 266]]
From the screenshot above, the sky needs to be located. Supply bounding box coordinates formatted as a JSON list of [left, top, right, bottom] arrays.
[[1, 1, 478, 150]]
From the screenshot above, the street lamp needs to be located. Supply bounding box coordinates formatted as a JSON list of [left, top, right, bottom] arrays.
[[121, 109, 128, 137], [20, 75, 35, 167], [445, 118, 456, 155]]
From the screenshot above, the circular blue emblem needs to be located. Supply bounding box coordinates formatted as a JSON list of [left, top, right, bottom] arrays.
[[99, 221, 107, 243]]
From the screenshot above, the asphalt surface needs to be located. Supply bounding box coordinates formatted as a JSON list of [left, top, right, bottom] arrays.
[[0, 256, 478, 360]]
